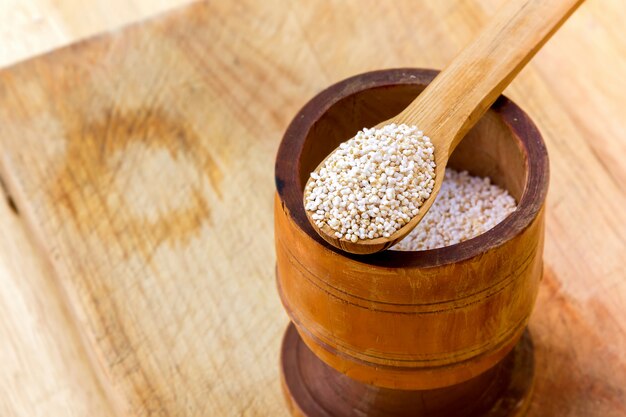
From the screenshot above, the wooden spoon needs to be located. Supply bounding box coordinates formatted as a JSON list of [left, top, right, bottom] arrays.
[[304, 0, 583, 255]]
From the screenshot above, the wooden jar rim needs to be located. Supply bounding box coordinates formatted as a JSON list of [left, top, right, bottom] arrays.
[[275, 68, 549, 267]]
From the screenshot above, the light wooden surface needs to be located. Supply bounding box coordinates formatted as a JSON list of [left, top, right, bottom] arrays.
[[0, 2, 192, 416], [0, 1, 624, 417]]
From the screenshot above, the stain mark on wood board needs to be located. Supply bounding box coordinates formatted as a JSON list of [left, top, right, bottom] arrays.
[[50, 107, 222, 255], [0, 175, 19, 215]]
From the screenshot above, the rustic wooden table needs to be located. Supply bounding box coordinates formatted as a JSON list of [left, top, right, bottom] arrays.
[[0, 1, 624, 416]]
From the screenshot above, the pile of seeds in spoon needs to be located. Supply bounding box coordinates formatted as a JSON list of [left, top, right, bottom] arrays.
[[304, 123, 436, 243], [392, 168, 517, 251]]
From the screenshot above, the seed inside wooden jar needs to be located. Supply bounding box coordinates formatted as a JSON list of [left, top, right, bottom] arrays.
[[304, 123, 436, 243], [392, 169, 516, 251]]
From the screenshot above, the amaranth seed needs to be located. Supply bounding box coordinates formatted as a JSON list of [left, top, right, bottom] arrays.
[[392, 168, 517, 251]]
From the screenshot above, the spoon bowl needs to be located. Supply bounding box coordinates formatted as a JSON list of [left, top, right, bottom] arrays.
[[304, 133, 447, 253]]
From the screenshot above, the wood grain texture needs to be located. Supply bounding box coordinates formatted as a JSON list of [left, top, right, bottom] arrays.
[[0, 1, 191, 417], [0, 197, 117, 417], [0, 0, 192, 67], [0, 0, 624, 416]]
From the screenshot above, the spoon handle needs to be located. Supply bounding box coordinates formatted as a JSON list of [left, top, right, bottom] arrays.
[[397, 0, 584, 156]]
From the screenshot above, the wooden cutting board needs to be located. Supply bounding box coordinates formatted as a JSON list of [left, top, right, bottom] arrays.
[[0, 1, 624, 416]]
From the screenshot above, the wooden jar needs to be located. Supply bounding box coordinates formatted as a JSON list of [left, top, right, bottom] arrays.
[[275, 69, 549, 416]]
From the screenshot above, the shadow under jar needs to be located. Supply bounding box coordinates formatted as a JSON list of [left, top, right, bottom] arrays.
[[275, 69, 549, 417]]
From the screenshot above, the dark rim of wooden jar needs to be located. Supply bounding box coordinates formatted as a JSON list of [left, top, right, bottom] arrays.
[[275, 68, 549, 268]]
